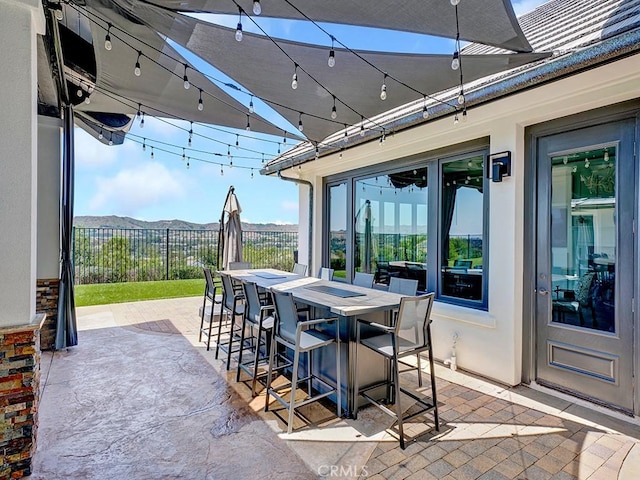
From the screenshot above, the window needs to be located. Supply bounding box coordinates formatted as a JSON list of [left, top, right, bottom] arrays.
[[355, 168, 428, 290], [324, 147, 488, 309], [440, 155, 486, 305]]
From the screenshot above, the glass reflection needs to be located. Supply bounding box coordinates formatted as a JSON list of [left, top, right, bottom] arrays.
[[328, 183, 347, 280], [440, 156, 484, 301], [355, 167, 427, 290], [550, 147, 615, 332]]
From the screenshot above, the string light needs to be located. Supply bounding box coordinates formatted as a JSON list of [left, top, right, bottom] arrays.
[[331, 96, 337, 119], [229, 158, 233, 168], [142, 139, 146, 151], [298, 112, 304, 132], [198, 89, 204, 111], [186, 158, 190, 169], [451, 0, 461, 5], [360, 117, 365, 136], [380, 73, 388, 101], [76, 87, 83, 98], [283, 132, 287, 144], [457, 90, 465, 105], [252, 0, 262, 15], [235, 7, 243, 42], [182, 148, 186, 161], [227, 145, 231, 159], [98, 128, 103, 140], [220, 165, 224, 176], [140, 112, 145, 128], [454, 112, 460, 125], [246, 115, 251, 131], [188, 122, 193, 146], [462, 108, 468, 122], [84, 95, 91, 105], [328, 36, 336, 67], [422, 97, 429, 119], [451, 51, 460, 70], [291, 64, 299, 90], [250, 169, 254, 179], [235, 134, 239, 149], [109, 133, 114, 146], [150, 146, 154, 159], [183, 64, 190, 90], [277, 143, 281, 154], [134, 51, 142, 76], [136, 103, 141, 119], [315, 144, 320, 159], [104, 23, 112, 50], [248, 96, 254, 114]]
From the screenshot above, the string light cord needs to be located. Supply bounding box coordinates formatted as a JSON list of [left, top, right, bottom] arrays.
[[65, 1, 376, 142], [281, 0, 458, 110], [230, 1, 386, 133]]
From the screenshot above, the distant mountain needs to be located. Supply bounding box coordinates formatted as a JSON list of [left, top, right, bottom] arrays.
[[74, 215, 298, 232]]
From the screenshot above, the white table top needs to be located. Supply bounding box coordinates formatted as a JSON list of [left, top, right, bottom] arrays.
[[225, 268, 404, 317]]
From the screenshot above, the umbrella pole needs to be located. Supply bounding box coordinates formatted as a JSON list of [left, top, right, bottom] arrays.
[[216, 186, 234, 270]]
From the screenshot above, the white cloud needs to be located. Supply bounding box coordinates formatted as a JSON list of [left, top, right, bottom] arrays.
[[281, 200, 298, 212], [74, 128, 119, 168], [88, 162, 188, 216], [512, 0, 547, 16]]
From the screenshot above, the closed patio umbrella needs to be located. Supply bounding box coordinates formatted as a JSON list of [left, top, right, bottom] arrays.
[[217, 186, 243, 270]]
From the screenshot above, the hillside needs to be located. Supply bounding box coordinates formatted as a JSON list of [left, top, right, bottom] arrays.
[[74, 215, 298, 232]]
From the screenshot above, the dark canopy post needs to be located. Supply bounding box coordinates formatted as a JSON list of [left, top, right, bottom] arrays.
[[56, 105, 78, 349]]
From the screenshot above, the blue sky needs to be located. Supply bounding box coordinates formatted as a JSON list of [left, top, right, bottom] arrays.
[[74, 0, 545, 225]]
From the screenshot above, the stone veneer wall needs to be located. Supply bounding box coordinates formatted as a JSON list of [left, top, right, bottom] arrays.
[[35, 279, 58, 351], [0, 318, 43, 479]]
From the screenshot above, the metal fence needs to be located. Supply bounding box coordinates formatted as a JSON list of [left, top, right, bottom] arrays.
[[72, 227, 298, 285]]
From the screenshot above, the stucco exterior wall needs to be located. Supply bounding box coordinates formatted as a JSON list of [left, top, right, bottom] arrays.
[[290, 53, 640, 386]]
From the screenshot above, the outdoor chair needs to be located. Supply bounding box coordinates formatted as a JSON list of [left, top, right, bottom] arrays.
[[374, 260, 391, 285], [292, 263, 308, 276], [353, 272, 374, 288], [199, 267, 222, 351], [553, 271, 597, 326], [217, 271, 245, 370], [265, 290, 341, 434], [229, 261, 252, 270], [318, 267, 334, 280], [236, 280, 275, 396], [388, 277, 419, 296], [355, 293, 439, 449]]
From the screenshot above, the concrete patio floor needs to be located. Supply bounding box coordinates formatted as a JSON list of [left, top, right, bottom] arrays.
[[33, 296, 640, 479]]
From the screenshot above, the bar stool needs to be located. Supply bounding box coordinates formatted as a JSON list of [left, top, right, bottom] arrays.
[[236, 280, 274, 396], [355, 293, 439, 449], [265, 290, 341, 434], [217, 271, 245, 370], [199, 267, 222, 351]]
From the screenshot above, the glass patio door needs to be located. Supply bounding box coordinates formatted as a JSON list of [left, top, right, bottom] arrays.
[[535, 121, 635, 413]]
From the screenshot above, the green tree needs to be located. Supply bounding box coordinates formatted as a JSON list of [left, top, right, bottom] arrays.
[[101, 236, 132, 283]]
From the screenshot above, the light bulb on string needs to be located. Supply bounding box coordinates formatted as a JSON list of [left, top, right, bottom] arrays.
[[328, 36, 336, 67], [360, 117, 365, 137], [283, 131, 287, 144], [262, 153, 265, 164], [134, 51, 142, 77], [186, 159, 190, 170], [220, 165, 224, 176], [188, 122, 193, 146], [451, 0, 460, 5], [248, 96, 254, 114], [291, 64, 298, 90], [235, 8, 243, 41], [150, 147, 154, 159], [198, 89, 204, 111], [298, 113, 304, 132], [380, 74, 387, 101], [84, 95, 91, 105], [250, 169, 254, 179], [182, 148, 186, 162], [315, 145, 320, 159], [462, 108, 468, 122], [136, 104, 141, 119], [140, 112, 145, 128], [227, 145, 231, 159], [142, 139, 146, 152], [451, 51, 460, 70], [246, 115, 251, 131], [108, 133, 113, 146], [98, 128, 103, 140], [457, 90, 465, 105], [331, 97, 337, 119], [454, 112, 459, 125], [229, 159, 233, 169], [183, 64, 190, 89], [253, 0, 262, 15], [277, 143, 281, 155], [422, 97, 429, 119], [76, 87, 83, 98], [235, 134, 239, 149], [343, 126, 348, 143], [104, 23, 112, 51]]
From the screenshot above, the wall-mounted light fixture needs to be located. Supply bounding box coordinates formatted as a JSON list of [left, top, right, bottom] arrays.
[[489, 151, 511, 182]]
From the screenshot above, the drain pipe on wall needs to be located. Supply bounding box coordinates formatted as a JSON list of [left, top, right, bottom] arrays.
[[277, 171, 314, 271]]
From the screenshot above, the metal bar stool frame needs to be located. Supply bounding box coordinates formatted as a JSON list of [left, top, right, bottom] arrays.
[[199, 267, 222, 351], [216, 271, 245, 370], [264, 290, 342, 434]]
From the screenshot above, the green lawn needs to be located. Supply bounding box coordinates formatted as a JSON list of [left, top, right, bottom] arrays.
[[75, 279, 205, 307]]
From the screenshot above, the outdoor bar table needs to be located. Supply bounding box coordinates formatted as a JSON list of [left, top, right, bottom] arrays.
[[226, 268, 404, 417]]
